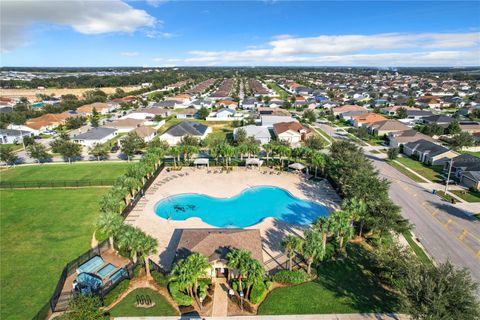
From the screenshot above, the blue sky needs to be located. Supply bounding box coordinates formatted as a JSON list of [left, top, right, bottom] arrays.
[[1, 1, 479, 67]]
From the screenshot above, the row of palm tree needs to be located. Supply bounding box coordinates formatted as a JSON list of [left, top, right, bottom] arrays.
[[97, 211, 158, 277], [282, 197, 367, 275]]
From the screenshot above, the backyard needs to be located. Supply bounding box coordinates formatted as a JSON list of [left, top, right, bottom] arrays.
[[258, 245, 400, 315], [158, 118, 234, 143], [0, 188, 109, 319], [266, 82, 290, 99], [0, 162, 130, 183]]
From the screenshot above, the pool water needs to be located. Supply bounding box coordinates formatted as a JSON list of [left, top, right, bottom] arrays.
[[154, 186, 328, 228]]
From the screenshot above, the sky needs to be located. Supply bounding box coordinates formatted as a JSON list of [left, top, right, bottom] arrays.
[[1, 0, 480, 67]]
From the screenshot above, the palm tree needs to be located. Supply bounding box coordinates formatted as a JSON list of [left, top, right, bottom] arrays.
[[246, 259, 264, 300], [332, 210, 354, 253], [226, 249, 251, 294], [313, 216, 333, 255], [169, 146, 181, 167], [99, 192, 123, 214], [237, 144, 249, 161], [263, 143, 273, 165], [277, 145, 291, 169], [247, 143, 260, 159], [301, 229, 323, 275], [342, 197, 367, 237], [170, 258, 194, 297], [96, 211, 123, 250], [311, 152, 326, 178], [116, 176, 141, 204], [281, 235, 302, 271], [139, 233, 158, 278], [186, 253, 210, 301], [117, 225, 143, 263]]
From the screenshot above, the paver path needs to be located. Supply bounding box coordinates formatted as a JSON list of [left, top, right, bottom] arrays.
[[211, 278, 228, 317]]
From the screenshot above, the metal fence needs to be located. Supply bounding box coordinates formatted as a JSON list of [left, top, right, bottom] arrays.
[[0, 179, 116, 189]]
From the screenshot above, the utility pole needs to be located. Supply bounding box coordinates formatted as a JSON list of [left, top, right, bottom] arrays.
[[444, 158, 453, 194]]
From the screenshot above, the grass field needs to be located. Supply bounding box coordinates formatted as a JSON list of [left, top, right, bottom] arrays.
[[0, 162, 130, 183], [387, 160, 425, 183], [258, 245, 400, 315], [267, 82, 290, 99], [0, 188, 109, 319], [450, 189, 480, 203], [109, 288, 177, 317], [0, 86, 141, 101], [395, 156, 444, 183], [402, 231, 433, 266]]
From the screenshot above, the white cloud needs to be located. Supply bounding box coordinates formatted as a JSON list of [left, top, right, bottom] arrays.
[[1, 0, 155, 52], [121, 51, 139, 57], [146, 30, 178, 39], [183, 32, 480, 66]]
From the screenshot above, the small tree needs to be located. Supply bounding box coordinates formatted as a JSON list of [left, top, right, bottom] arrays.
[[282, 235, 302, 271], [57, 141, 82, 163], [446, 120, 461, 135], [449, 131, 475, 151], [387, 147, 399, 160], [304, 136, 325, 150], [396, 107, 408, 119], [235, 128, 248, 145], [121, 133, 145, 161], [0, 146, 19, 166], [302, 109, 317, 123], [27, 142, 50, 163], [89, 143, 110, 161], [90, 107, 100, 127], [197, 107, 210, 120]]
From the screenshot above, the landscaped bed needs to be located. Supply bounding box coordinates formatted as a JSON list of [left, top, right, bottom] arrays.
[[0, 162, 130, 183], [258, 245, 400, 315], [0, 188, 109, 319], [109, 288, 177, 317]]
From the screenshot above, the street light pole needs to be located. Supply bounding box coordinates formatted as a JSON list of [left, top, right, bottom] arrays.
[[444, 158, 453, 194]]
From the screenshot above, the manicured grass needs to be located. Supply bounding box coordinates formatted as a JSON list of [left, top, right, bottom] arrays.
[[387, 160, 425, 183], [258, 245, 400, 315], [0, 162, 129, 183], [311, 127, 333, 143], [0, 188, 109, 320], [396, 156, 444, 182], [459, 150, 480, 158], [450, 189, 480, 203], [436, 190, 456, 203], [109, 288, 177, 317], [267, 82, 289, 99], [402, 231, 433, 266], [0, 143, 24, 152]]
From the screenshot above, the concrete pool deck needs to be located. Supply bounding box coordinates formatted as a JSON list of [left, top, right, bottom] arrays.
[[126, 166, 341, 272]]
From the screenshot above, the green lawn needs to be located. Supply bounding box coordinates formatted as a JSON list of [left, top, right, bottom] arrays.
[[0, 143, 24, 152], [450, 189, 480, 203], [402, 231, 433, 266], [267, 82, 290, 99], [459, 150, 480, 158], [109, 288, 177, 317], [0, 162, 129, 183], [396, 156, 444, 183], [387, 160, 425, 183], [258, 245, 400, 315], [0, 188, 109, 319], [158, 118, 234, 144], [311, 127, 334, 143]]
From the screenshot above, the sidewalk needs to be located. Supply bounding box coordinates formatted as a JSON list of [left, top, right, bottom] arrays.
[[114, 314, 409, 320]]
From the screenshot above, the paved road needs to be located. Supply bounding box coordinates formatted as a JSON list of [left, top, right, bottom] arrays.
[[315, 123, 480, 285]]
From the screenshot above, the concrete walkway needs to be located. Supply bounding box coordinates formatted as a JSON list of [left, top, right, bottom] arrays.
[[211, 278, 228, 317]]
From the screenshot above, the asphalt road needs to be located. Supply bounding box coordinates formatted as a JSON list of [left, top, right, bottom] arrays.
[[316, 123, 480, 285]]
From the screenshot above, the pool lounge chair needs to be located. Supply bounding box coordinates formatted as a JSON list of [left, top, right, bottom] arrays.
[[76, 256, 104, 274]]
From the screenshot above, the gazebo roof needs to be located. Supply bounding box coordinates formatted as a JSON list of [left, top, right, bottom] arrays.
[[289, 162, 305, 170], [193, 158, 209, 165], [245, 158, 263, 166]]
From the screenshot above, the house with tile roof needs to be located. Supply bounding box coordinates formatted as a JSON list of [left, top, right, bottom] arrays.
[[272, 121, 312, 146], [351, 113, 387, 127], [366, 119, 410, 136]]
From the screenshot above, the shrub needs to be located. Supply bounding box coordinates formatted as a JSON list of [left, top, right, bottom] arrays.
[[272, 270, 308, 284], [265, 280, 273, 290], [103, 279, 130, 306], [133, 263, 143, 278], [250, 281, 267, 304], [151, 270, 169, 287], [168, 281, 193, 306]]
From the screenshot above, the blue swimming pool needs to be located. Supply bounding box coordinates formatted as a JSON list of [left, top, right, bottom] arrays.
[[154, 186, 328, 228]]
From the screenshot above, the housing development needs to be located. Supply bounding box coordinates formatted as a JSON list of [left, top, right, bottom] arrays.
[[1, 1, 480, 320]]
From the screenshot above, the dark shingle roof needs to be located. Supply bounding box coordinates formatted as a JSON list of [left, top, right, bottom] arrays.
[[164, 121, 208, 137], [73, 127, 116, 140], [404, 139, 450, 157]]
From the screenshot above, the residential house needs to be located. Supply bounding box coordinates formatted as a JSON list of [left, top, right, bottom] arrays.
[[233, 125, 271, 145], [125, 107, 172, 120], [422, 115, 454, 126], [160, 121, 212, 145], [176, 107, 199, 119], [351, 113, 387, 127], [73, 127, 118, 147], [171, 94, 193, 105], [380, 105, 417, 116], [0, 129, 34, 144], [242, 97, 257, 110], [77, 102, 116, 115], [340, 110, 370, 121], [366, 120, 410, 136], [272, 121, 312, 145], [261, 115, 297, 128], [331, 105, 367, 117], [24, 112, 73, 133], [403, 139, 458, 165], [405, 109, 434, 121], [172, 228, 263, 277], [417, 95, 441, 109], [388, 130, 435, 148], [210, 108, 236, 120], [459, 122, 480, 134], [190, 99, 211, 110], [132, 125, 157, 142], [214, 100, 238, 109], [104, 118, 144, 133]]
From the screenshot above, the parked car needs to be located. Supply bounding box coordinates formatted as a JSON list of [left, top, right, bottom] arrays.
[[111, 145, 119, 152]]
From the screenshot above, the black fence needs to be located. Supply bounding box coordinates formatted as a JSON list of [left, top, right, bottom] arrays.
[[31, 240, 110, 320], [121, 163, 165, 219], [0, 179, 116, 189]]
